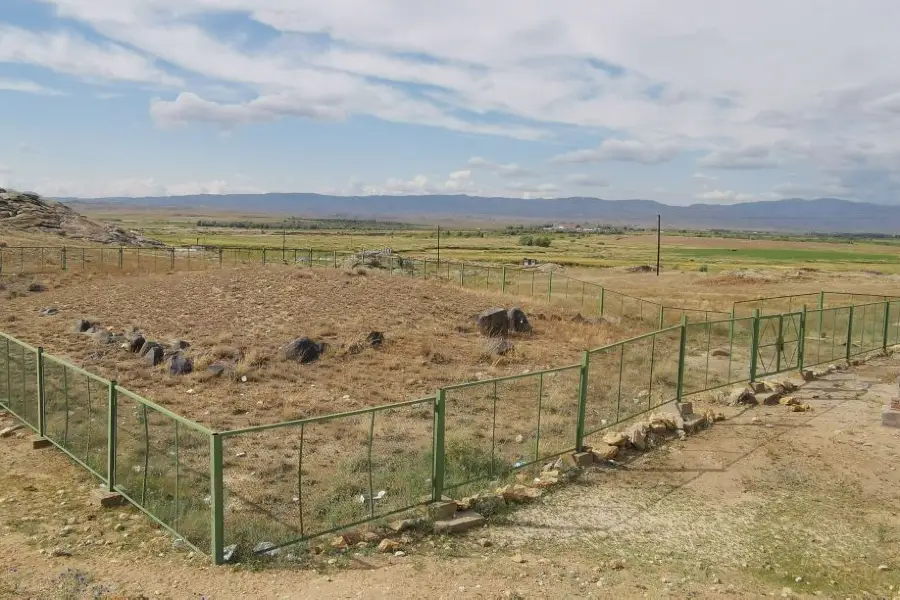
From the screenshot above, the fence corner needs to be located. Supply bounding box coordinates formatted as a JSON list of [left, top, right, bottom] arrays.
[[432, 390, 446, 502], [575, 351, 590, 451], [210, 433, 225, 565], [107, 381, 118, 492], [676, 316, 687, 402]]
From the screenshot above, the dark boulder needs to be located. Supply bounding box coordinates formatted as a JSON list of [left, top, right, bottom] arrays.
[[507, 308, 531, 333], [170, 340, 191, 351], [168, 354, 193, 375], [27, 282, 45, 292], [477, 308, 509, 337], [75, 319, 94, 333], [367, 331, 385, 347], [129, 335, 146, 353], [283, 337, 326, 363], [143, 345, 164, 366], [484, 338, 514, 356]]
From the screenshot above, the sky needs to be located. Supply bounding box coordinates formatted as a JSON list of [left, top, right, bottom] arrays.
[[2, 1, 900, 204]]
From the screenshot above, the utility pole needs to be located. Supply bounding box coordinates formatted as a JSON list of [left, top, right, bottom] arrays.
[[437, 226, 441, 266], [656, 214, 661, 276]]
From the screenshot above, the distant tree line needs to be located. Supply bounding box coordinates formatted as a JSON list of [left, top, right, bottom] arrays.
[[519, 235, 552, 247], [196, 218, 420, 231]]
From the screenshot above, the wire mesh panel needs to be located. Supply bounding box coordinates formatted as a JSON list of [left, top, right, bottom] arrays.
[[114, 387, 211, 554], [733, 294, 822, 317], [220, 398, 434, 555], [0, 334, 39, 431], [442, 367, 581, 492], [42, 356, 109, 480], [888, 301, 900, 347], [682, 319, 752, 394], [850, 302, 886, 356]]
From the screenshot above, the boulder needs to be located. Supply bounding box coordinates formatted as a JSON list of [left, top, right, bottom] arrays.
[[207, 362, 232, 378], [27, 282, 45, 293], [283, 337, 326, 363], [366, 331, 385, 347], [168, 354, 194, 376], [74, 319, 94, 333], [497, 484, 542, 503], [91, 329, 112, 345], [477, 308, 509, 337], [629, 424, 648, 451], [128, 335, 146, 353], [170, 340, 191, 351], [710, 348, 730, 357], [143, 345, 164, 367], [602, 431, 630, 447], [507, 308, 532, 333], [592, 444, 619, 461], [729, 388, 757, 406]]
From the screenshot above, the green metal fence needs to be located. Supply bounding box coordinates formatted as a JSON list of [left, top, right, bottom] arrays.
[[2, 289, 899, 565]]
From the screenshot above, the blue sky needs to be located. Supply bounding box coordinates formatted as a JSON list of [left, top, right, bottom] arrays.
[[2, 0, 900, 204]]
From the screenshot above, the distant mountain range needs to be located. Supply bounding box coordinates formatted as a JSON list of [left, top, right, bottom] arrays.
[[65, 193, 900, 234]]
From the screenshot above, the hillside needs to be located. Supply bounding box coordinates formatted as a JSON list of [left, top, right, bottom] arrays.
[[67, 193, 900, 234], [0, 188, 161, 246]]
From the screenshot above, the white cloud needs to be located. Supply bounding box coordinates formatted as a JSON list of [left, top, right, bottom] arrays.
[[698, 145, 779, 169], [553, 139, 681, 165], [694, 189, 775, 204], [0, 78, 66, 96], [0, 25, 181, 86], [467, 157, 538, 178], [772, 181, 851, 198]]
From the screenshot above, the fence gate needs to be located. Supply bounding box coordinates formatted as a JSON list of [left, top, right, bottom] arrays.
[[755, 312, 802, 377]]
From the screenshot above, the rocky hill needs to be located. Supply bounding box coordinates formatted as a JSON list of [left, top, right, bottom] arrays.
[[0, 188, 161, 246]]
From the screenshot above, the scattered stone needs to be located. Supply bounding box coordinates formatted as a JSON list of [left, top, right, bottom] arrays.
[[167, 354, 193, 376], [511, 554, 526, 564], [143, 345, 164, 367], [433, 511, 486, 534], [497, 484, 542, 503], [223, 544, 237, 562], [361, 531, 381, 543], [74, 319, 94, 333], [170, 340, 191, 351], [39, 307, 58, 316], [603, 431, 630, 447], [629, 424, 648, 451], [283, 337, 326, 363], [790, 403, 812, 413], [757, 392, 782, 406], [683, 413, 708, 434], [91, 329, 112, 345], [750, 381, 767, 393], [393, 550, 406, 558], [253, 541, 280, 557], [801, 370, 816, 382], [572, 451, 593, 467], [477, 308, 509, 337], [459, 493, 505, 516], [710, 348, 730, 357], [428, 501, 457, 521], [648, 418, 669, 435], [114, 523, 125, 532], [477, 538, 492, 548], [329, 535, 349, 550], [206, 362, 232, 378], [389, 518, 425, 532], [592, 444, 619, 461], [377, 539, 400, 553], [878, 564, 890, 571], [50, 547, 72, 557], [0, 424, 23, 438], [729, 388, 758, 406], [507, 308, 532, 333], [366, 331, 385, 347], [514, 434, 524, 443], [27, 282, 45, 293]]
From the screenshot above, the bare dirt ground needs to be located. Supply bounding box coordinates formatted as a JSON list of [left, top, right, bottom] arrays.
[[3, 356, 900, 599], [0, 266, 632, 430]]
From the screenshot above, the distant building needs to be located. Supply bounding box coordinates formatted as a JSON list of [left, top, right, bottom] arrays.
[[523, 257, 539, 266]]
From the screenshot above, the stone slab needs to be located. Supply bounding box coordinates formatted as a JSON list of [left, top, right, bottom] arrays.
[[433, 510, 486, 534]]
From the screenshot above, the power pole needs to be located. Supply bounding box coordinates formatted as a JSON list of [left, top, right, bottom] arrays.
[[437, 226, 441, 266], [656, 214, 661, 276]]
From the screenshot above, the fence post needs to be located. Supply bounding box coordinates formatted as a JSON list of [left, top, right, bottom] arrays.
[[798, 305, 807, 372], [61, 246, 67, 271], [423, 258, 427, 278], [676, 316, 688, 402], [501, 266, 507, 294], [547, 271, 553, 302], [210, 433, 225, 564], [261, 249, 266, 265], [575, 351, 589, 451], [599, 286, 604, 317], [432, 390, 446, 502], [333, 251, 337, 268], [883, 301, 891, 352], [817, 291, 825, 339], [169, 248, 175, 270], [218, 248, 223, 267], [846, 305, 855, 362], [658, 306, 664, 329], [107, 381, 117, 492], [308, 248, 313, 266], [749, 309, 760, 382], [36, 347, 45, 437], [118, 247, 124, 269]]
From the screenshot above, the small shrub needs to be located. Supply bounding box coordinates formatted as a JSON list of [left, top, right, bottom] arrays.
[[534, 236, 552, 248], [698, 264, 709, 273], [518, 235, 535, 247]]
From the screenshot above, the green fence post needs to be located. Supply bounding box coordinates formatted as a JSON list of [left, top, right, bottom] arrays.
[[262, 248, 266, 265], [501, 266, 507, 294], [817, 291, 825, 339], [423, 258, 427, 278], [61, 246, 67, 271], [210, 433, 225, 564], [799, 305, 807, 372], [883, 301, 891, 352], [169, 248, 175, 270], [308, 248, 313, 266], [36, 347, 45, 437], [432, 390, 446, 502], [676, 316, 688, 402], [749, 309, 760, 382], [333, 251, 337, 268], [658, 306, 664, 330], [775, 315, 783, 373], [107, 381, 117, 492], [575, 351, 589, 451], [118, 247, 124, 269], [599, 286, 604, 317], [846, 305, 855, 362], [547, 271, 553, 302]]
